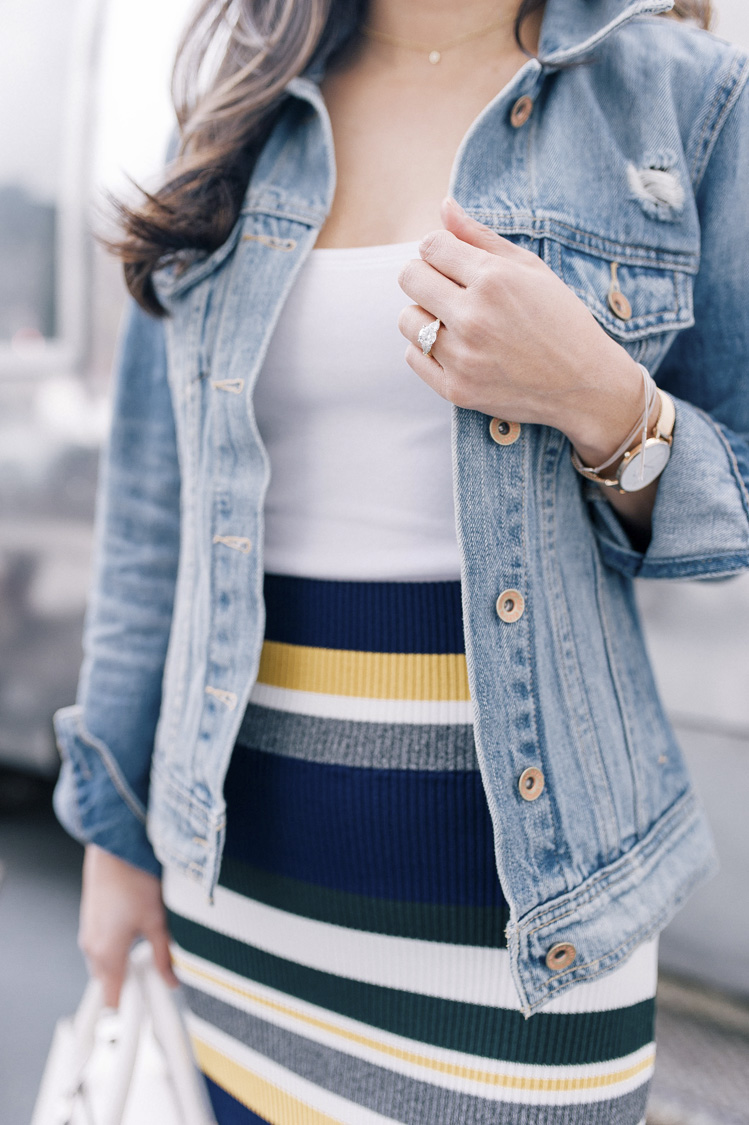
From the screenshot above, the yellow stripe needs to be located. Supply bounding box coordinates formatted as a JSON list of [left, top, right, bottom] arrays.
[[257, 641, 470, 701], [194, 1038, 345, 1125], [176, 954, 655, 1094]]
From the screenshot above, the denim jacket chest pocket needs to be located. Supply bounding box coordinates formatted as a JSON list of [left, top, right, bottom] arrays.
[[542, 235, 697, 372]]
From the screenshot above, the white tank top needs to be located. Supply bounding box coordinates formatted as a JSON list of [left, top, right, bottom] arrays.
[[253, 241, 462, 581]]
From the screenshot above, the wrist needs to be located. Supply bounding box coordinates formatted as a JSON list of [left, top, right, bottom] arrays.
[[566, 354, 657, 473]]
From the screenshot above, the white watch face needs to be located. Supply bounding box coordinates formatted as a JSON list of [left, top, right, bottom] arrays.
[[618, 439, 671, 492]]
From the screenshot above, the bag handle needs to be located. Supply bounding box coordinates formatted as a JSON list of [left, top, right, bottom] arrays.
[[129, 943, 216, 1125], [31, 943, 216, 1125]]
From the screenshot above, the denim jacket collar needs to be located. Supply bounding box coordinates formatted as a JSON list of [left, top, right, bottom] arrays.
[[157, 0, 677, 301], [537, 0, 674, 66], [299, 0, 676, 85]]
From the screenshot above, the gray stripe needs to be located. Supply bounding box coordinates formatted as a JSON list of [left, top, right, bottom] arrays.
[[237, 702, 479, 770], [184, 984, 651, 1125]]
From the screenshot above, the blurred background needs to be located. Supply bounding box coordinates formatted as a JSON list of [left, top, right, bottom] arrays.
[[0, 1, 748, 1122]]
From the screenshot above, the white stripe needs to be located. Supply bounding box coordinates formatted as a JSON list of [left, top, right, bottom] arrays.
[[249, 681, 475, 724], [175, 947, 655, 1107], [191, 1012, 399, 1125], [164, 869, 657, 1014]]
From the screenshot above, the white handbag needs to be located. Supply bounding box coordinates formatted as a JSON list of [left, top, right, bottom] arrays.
[[31, 942, 217, 1125]]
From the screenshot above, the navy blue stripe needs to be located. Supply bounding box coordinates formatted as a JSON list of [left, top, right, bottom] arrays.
[[204, 1075, 269, 1124], [222, 744, 506, 909], [263, 573, 465, 653]]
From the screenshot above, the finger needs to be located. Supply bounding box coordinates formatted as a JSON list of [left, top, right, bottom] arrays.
[[417, 228, 491, 288], [398, 303, 440, 352], [404, 342, 452, 405], [397, 256, 460, 323], [146, 921, 180, 989], [101, 968, 126, 1009], [440, 196, 524, 260], [78, 912, 134, 1009], [85, 942, 129, 1008]]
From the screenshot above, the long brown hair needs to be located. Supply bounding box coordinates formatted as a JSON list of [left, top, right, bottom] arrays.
[[109, 0, 713, 316]]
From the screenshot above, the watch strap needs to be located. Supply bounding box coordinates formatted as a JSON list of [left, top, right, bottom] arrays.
[[571, 388, 675, 488], [653, 388, 675, 442]]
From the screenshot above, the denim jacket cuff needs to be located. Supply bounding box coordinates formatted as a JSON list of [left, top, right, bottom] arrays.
[[52, 704, 161, 877], [587, 396, 749, 579]]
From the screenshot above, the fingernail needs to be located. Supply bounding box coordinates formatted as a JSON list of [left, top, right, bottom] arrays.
[[444, 196, 466, 214]]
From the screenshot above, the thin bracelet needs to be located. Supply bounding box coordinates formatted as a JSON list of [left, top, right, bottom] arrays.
[[585, 364, 657, 476]]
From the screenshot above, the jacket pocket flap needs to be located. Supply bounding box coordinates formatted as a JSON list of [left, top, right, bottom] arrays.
[[548, 240, 695, 341]]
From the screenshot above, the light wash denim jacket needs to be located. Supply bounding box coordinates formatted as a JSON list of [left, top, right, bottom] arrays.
[[54, 0, 749, 1014]]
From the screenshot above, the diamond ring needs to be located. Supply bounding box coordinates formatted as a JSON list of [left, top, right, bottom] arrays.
[[417, 317, 441, 357]]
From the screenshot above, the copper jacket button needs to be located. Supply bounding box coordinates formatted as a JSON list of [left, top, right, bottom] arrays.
[[608, 289, 632, 320], [510, 95, 534, 127], [496, 589, 525, 623], [490, 418, 521, 445], [545, 942, 577, 971], [518, 767, 545, 801]]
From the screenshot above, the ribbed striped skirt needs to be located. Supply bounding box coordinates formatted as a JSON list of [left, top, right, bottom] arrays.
[[163, 575, 657, 1125]]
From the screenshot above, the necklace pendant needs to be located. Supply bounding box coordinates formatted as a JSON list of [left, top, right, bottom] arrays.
[[428, 49, 441, 64]]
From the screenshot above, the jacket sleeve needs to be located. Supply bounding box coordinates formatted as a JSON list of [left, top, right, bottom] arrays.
[[588, 66, 749, 580], [52, 299, 180, 875]]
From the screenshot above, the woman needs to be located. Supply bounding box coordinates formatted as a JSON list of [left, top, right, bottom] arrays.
[[54, 0, 749, 1121]]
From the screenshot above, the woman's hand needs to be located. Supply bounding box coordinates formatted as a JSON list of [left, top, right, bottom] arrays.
[[397, 197, 650, 470], [79, 843, 179, 1008]]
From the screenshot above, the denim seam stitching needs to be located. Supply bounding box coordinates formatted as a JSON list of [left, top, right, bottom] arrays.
[[691, 53, 749, 192], [592, 552, 645, 838], [160, 303, 204, 755], [536, 4, 672, 68], [523, 848, 714, 1011], [72, 712, 148, 826], [706, 412, 749, 523], [562, 283, 688, 340], [54, 704, 92, 781], [592, 523, 749, 569], [151, 763, 226, 828], [472, 215, 698, 269], [545, 438, 619, 863], [521, 427, 561, 869], [523, 789, 695, 934], [240, 201, 327, 225]]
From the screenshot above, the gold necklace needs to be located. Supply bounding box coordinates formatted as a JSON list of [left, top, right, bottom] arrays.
[[361, 14, 514, 65]]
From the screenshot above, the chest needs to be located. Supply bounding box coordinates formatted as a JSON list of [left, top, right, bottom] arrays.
[[160, 66, 701, 403], [316, 54, 532, 247]]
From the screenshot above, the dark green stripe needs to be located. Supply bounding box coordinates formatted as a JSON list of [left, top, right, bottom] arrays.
[[219, 856, 509, 947], [168, 911, 655, 1067]]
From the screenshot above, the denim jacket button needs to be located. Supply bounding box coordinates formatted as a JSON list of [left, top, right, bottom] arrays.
[[518, 766, 545, 800], [545, 942, 577, 972], [510, 95, 534, 127], [496, 589, 525, 622], [490, 417, 521, 445], [608, 288, 632, 320]]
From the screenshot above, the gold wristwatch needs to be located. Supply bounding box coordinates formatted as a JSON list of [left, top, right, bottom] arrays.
[[571, 388, 675, 493]]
